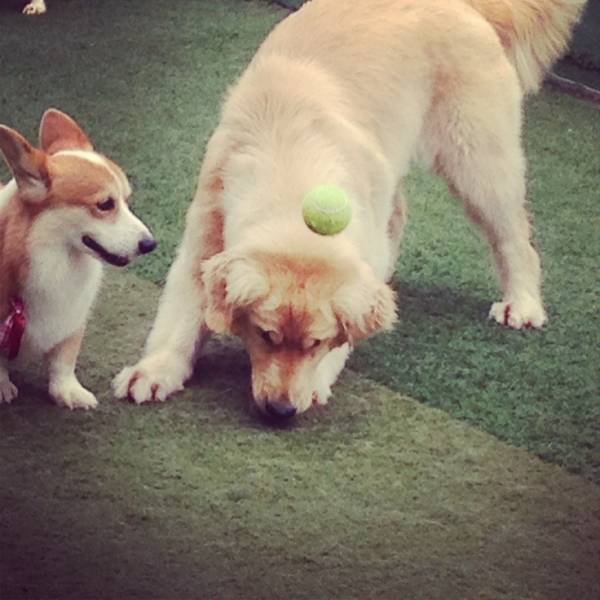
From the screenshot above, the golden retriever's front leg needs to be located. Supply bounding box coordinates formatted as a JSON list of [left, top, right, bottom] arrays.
[[46, 328, 97, 410], [312, 343, 351, 408], [114, 203, 222, 404]]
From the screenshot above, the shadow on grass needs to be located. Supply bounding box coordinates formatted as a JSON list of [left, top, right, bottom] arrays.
[[394, 279, 491, 323]]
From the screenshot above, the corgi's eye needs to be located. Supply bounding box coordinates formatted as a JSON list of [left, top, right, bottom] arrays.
[[97, 198, 116, 212]]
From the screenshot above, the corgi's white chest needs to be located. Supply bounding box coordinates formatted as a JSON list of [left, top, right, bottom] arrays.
[[21, 248, 103, 356]]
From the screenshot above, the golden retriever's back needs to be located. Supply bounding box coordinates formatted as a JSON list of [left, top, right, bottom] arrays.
[[261, 0, 586, 93]]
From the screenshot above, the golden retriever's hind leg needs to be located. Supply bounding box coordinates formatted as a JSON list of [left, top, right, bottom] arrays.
[[433, 81, 546, 329]]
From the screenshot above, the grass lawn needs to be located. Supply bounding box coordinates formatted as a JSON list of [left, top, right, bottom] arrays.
[[0, 1, 599, 598]]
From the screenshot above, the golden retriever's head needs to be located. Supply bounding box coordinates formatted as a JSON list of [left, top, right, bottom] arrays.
[[202, 247, 396, 418]]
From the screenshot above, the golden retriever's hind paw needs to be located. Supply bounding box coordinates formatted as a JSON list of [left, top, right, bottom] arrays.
[[489, 298, 547, 330], [113, 359, 186, 404]]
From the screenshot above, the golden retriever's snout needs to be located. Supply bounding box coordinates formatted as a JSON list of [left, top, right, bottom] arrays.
[[264, 398, 297, 420]]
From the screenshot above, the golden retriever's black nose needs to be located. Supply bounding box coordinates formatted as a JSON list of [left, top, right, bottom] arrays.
[[138, 236, 157, 255], [265, 399, 297, 419]]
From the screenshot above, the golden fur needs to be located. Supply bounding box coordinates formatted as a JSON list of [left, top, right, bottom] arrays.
[[115, 0, 585, 417]]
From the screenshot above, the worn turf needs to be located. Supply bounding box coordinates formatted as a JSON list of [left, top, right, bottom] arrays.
[[0, 1, 599, 597], [2, 271, 600, 600]]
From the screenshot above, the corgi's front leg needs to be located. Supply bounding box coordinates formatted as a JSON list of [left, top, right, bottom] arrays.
[[46, 329, 97, 410], [0, 359, 18, 404]]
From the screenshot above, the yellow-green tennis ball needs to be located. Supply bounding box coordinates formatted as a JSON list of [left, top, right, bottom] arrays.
[[302, 185, 352, 236]]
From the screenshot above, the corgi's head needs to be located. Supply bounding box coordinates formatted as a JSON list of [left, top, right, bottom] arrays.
[[0, 109, 155, 266]]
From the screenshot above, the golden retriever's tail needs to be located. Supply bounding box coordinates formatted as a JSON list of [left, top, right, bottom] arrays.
[[463, 0, 587, 92]]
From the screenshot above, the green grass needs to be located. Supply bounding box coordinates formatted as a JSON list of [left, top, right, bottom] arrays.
[[3, 0, 597, 479], [1, 2, 599, 597]]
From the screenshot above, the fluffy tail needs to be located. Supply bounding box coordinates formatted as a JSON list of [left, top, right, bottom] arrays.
[[463, 0, 587, 92]]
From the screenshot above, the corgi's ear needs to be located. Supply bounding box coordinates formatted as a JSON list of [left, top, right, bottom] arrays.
[[0, 125, 49, 203], [39, 108, 93, 154]]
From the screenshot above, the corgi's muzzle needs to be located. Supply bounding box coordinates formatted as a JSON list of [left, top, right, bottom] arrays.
[[82, 233, 156, 267]]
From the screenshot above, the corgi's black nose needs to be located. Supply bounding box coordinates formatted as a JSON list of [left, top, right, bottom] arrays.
[[264, 399, 297, 420], [138, 237, 156, 255]]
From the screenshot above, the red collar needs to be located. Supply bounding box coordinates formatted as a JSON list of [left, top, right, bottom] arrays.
[[0, 298, 26, 361]]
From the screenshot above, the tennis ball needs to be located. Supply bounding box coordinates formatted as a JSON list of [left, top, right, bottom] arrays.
[[302, 185, 352, 235]]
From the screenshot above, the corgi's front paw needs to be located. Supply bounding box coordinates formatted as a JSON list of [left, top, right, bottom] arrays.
[[50, 377, 98, 410], [113, 355, 187, 404], [0, 377, 18, 404], [22, 0, 47, 15]]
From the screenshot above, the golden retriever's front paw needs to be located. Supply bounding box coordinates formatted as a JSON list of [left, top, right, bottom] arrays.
[[0, 377, 19, 404], [113, 356, 186, 404], [311, 385, 332, 407], [489, 297, 547, 329], [50, 378, 98, 410]]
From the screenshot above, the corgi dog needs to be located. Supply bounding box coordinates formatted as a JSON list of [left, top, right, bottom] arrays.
[[0, 109, 155, 409]]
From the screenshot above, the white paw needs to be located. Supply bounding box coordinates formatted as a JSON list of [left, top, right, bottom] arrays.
[[22, 1, 46, 15], [50, 377, 98, 410], [310, 343, 349, 406], [311, 384, 332, 407], [113, 355, 187, 404], [0, 377, 19, 404], [489, 296, 547, 329]]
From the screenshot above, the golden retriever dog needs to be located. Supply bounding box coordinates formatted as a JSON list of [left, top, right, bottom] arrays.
[[115, 0, 585, 418]]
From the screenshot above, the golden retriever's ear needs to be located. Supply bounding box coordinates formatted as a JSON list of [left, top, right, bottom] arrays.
[[39, 108, 93, 154], [0, 125, 49, 203], [201, 251, 269, 333], [333, 272, 397, 343]]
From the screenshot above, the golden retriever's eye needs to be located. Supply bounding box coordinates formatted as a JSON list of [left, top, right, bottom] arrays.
[[97, 197, 116, 212], [258, 328, 282, 346], [303, 338, 322, 351], [260, 329, 272, 345]]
